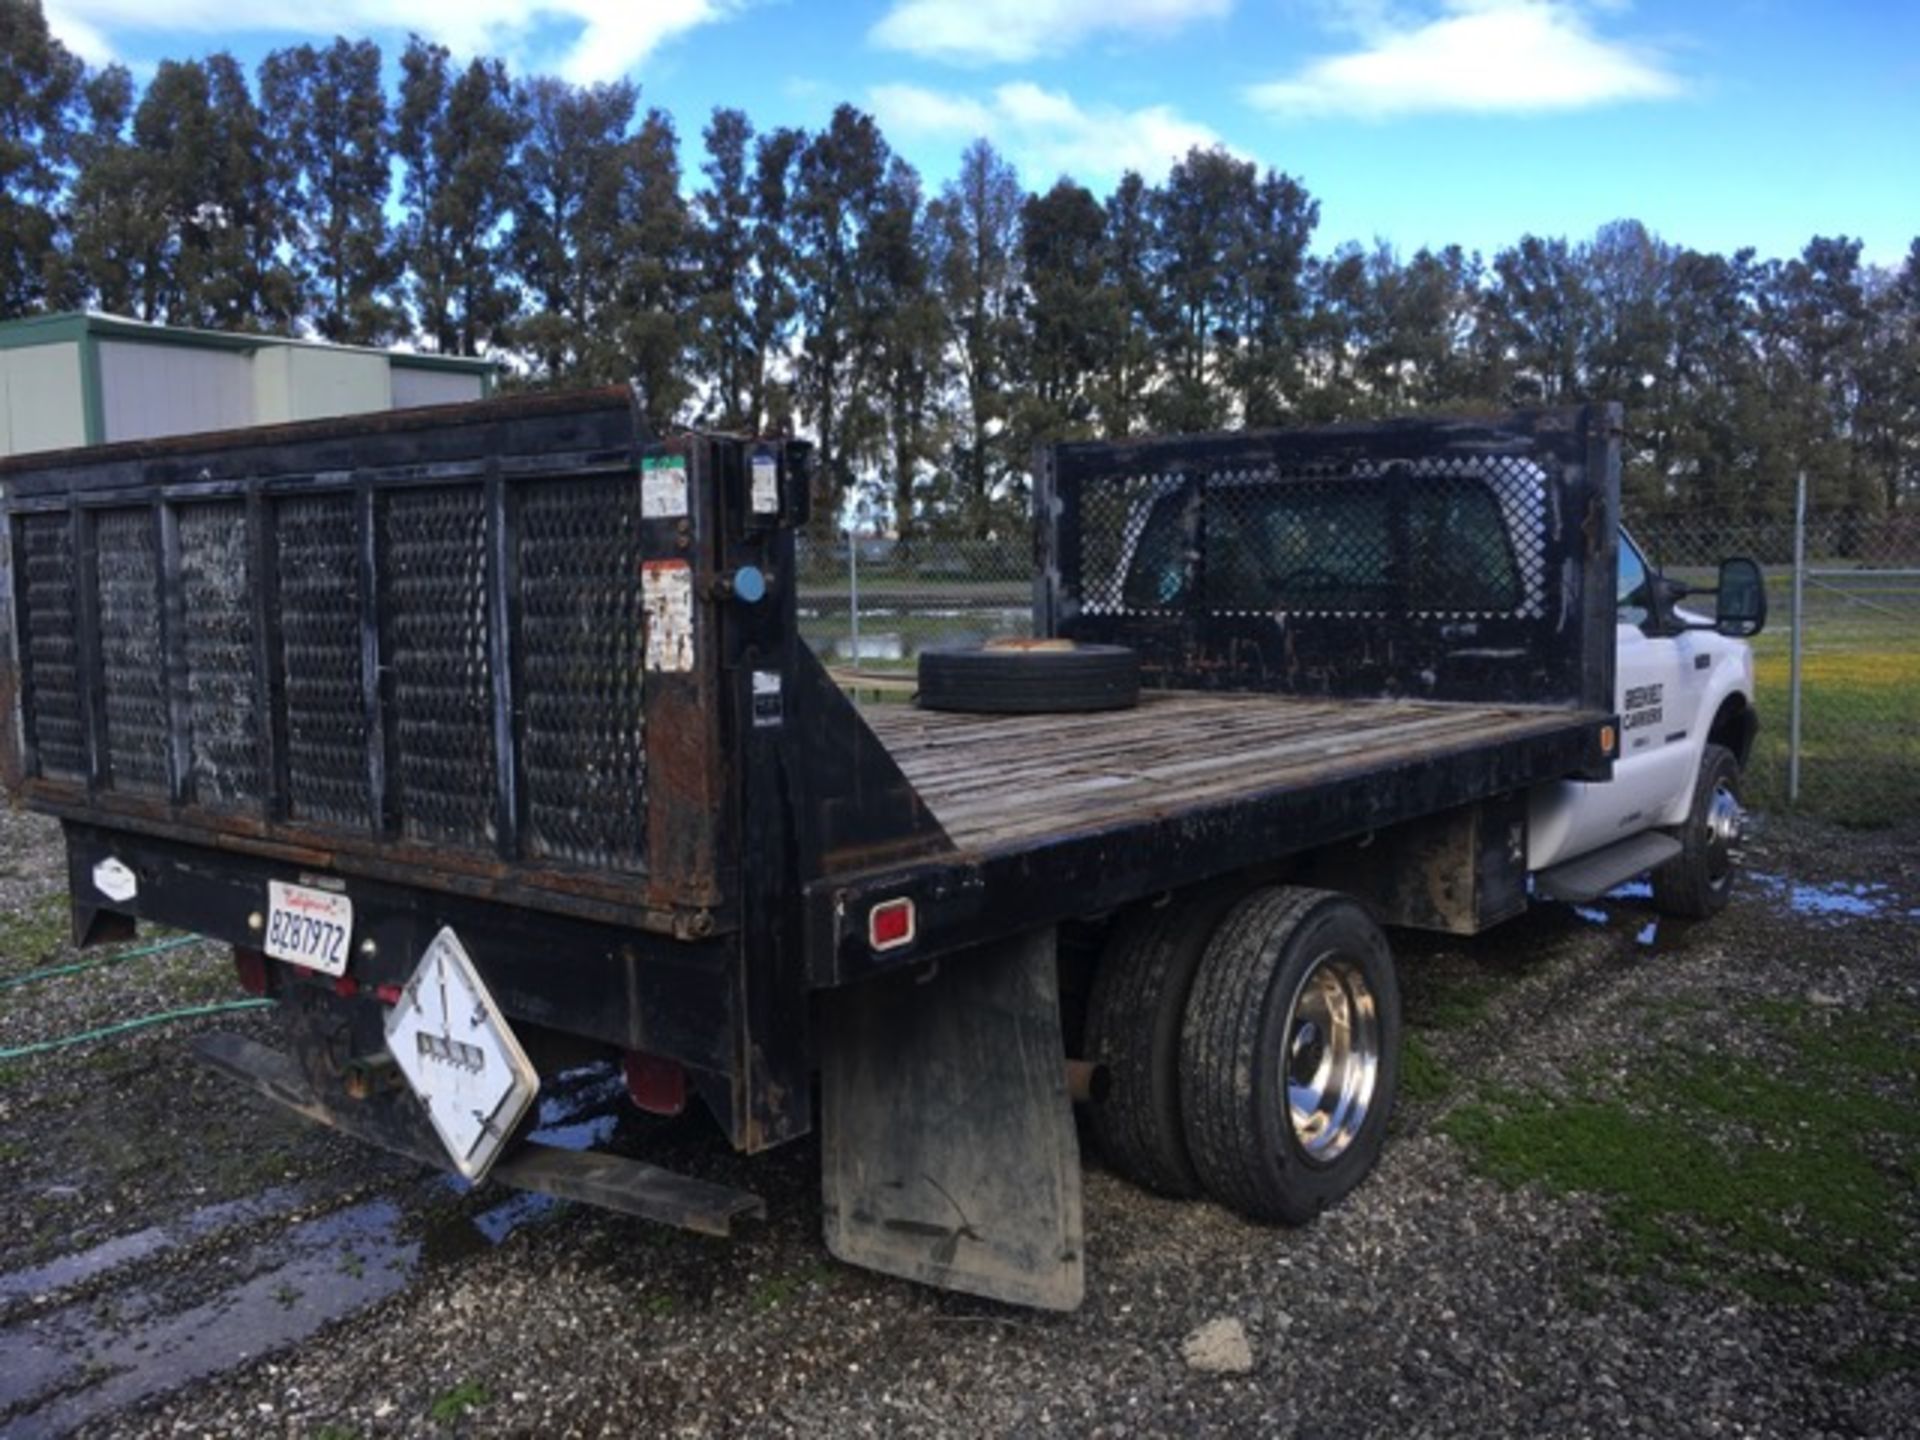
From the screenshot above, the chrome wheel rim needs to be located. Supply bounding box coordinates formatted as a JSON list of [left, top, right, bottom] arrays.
[[1705, 782, 1743, 893], [1282, 952, 1380, 1163]]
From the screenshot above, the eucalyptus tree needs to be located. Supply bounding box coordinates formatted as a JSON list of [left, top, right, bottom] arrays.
[[927, 139, 1024, 535], [395, 39, 524, 356], [509, 74, 637, 382], [0, 0, 81, 317], [1011, 177, 1114, 457], [259, 38, 397, 343], [790, 104, 892, 522]]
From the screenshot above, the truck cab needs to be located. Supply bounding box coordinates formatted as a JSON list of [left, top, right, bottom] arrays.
[[1528, 532, 1765, 915]]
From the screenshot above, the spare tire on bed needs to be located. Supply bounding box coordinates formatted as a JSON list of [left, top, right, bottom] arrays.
[[917, 639, 1141, 715]]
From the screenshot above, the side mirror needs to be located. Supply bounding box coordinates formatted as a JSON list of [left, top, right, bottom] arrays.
[[1712, 557, 1766, 637]]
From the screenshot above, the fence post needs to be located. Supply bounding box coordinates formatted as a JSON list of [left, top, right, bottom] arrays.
[[847, 528, 860, 665], [1787, 470, 1806, 807]]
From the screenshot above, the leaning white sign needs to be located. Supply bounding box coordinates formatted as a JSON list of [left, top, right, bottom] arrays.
[[386, 926, 540, 1182]]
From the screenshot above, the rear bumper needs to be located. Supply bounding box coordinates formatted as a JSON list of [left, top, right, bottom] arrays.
[[194, 1031, 764, 1238], [58, 821, 802, 1152]]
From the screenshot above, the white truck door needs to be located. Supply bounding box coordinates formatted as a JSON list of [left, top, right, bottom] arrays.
[[1529, 533, 1693, 867]]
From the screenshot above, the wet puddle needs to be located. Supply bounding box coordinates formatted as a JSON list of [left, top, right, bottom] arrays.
[[0, 1063, 635, 1434], [429, 1063, 628, 1254], [0, 1186, 309, 1306], [1567, 881, 1677, 952], [1563, 866, 1918, 952], [0, 1199, 417, 1436], [1746, 871, 1919, 924]]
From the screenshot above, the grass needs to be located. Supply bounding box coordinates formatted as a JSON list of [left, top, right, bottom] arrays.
[[1739, 599, 1919, 827], [749, 1262, 836, 1311], [0, 894, 75, 977], [1442, 1001, 1920, 1306], [1398, 1033, 1453, 1103], [1825, 1343, 1920, 1385], [429, 1381, 490, 1424], [1410, 973, 1510, 1031]]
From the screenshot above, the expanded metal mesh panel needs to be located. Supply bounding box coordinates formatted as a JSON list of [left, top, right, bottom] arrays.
[[95, 507, 169, 794], [384, 486, 496, 846], [1404, 459, 1545, 618], [276, 492, 369, 828], [517, 476, 646, 872], [1080, 457, 1547, 621], [1079, 473, 1188, 614], [18, 512, 85, 781], [179, 501, 259, 808]]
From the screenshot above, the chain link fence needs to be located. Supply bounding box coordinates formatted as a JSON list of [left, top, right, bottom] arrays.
[[1637, 513, 1920, 827], [794, 535, 1033, 667], [799, 509, 1920, 828]]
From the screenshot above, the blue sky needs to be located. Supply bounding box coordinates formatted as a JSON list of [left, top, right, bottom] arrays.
[[41, 0, 1920, 267]]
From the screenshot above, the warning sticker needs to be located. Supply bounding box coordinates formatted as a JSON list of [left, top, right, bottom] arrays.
[[641, 454, 689, 519], [752, 669, 783, 727], [751, 453, 780, 515], [642, 560, 696, 672]]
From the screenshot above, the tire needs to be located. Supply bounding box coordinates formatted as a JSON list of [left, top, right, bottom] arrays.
[[1082, 886, 1245, 1197], [1180, 886, 1400, 1225], [917, 640, 1139, 715], [1652, 743, 1743, 919]]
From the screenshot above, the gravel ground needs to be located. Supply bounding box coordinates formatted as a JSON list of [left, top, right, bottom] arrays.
[[0, 806, 1914, 1438]]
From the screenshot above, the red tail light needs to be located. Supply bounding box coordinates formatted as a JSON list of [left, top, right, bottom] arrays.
[[624, 1051, 687, 1116], [233, 946, 269, 997], [869, 898, 916, 952]]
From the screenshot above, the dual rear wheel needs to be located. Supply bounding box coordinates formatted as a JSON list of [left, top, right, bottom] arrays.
[[1083, 885, 1400, 1223]]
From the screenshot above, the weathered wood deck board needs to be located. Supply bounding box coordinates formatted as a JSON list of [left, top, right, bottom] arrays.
[[863, 691, 1581, 854]]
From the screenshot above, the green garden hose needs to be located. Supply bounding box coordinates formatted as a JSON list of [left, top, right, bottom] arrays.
[[0, 933, 203, 992], [0, 998, 273, 1061]]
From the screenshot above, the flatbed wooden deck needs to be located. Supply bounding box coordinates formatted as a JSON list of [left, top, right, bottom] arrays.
[[863, 691, 1596, 855]]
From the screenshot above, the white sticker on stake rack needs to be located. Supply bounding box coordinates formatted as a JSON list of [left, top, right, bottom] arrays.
[[752, 669, 783, 726], [641, 455, 689, 518], [751, 453, 780, 514], [643, 559, 696, 672]]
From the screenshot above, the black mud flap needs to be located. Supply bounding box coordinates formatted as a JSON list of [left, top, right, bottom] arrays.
[[819, 927, 1084, 1311]]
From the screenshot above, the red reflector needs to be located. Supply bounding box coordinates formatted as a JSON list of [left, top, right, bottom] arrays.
[[374, 983, 404, 1006], [333, 975, 360, 998], [869, 898, 916, 951], [623, 1051, 687, 1116], [233, 946, 268, 997]]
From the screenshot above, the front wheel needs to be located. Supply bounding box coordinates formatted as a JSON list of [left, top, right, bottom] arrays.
[[1652, 743, 1743, 919], [1179, 887, 1400, 1224]]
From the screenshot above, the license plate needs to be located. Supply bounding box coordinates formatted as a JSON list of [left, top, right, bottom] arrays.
[[264, 881, 354, 976]]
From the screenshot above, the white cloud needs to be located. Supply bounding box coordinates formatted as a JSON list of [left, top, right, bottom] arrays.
[[870, 0, 1231, 66], [870, 81, 1227, 184], [42, 0, 117, 65], [41, 0, 729, 84], [869, 83, 997, 136], [1247, 0, 1681, 118]]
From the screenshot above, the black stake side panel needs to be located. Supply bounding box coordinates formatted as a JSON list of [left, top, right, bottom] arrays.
[[805, 708, 1613, 988], [1037, 404, 1620, 713], [0, 388, 799, 937]]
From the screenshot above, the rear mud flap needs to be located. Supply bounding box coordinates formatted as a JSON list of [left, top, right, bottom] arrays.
[[819, 927, 1084, 1311]]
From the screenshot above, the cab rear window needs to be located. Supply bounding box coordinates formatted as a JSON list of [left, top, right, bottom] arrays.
[[1121, 473, 1524, 614]]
